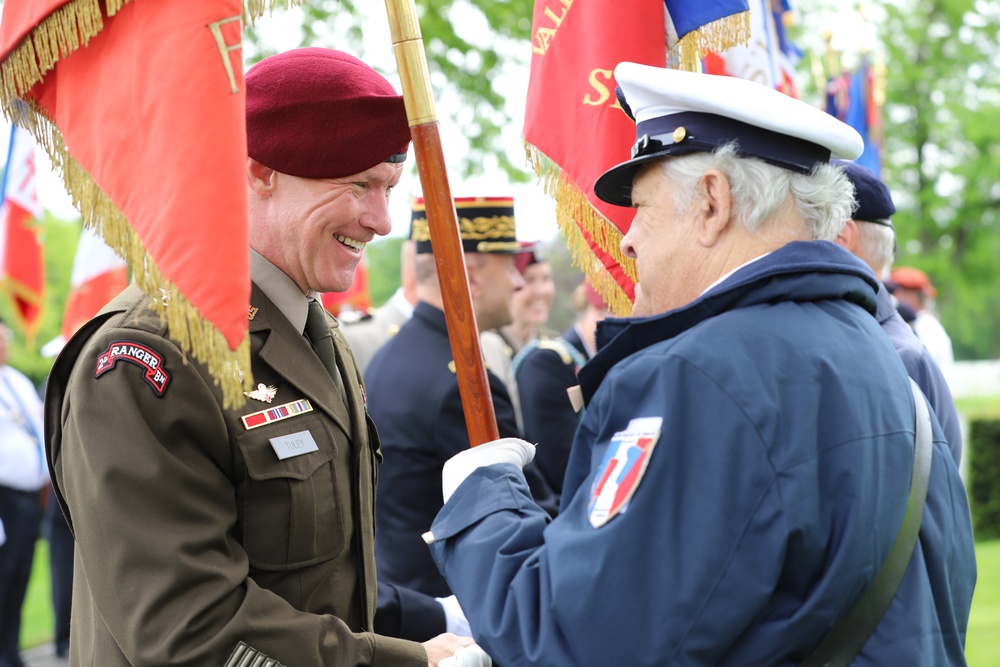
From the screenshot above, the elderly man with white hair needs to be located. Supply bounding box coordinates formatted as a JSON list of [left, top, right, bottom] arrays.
[[422, 64, 976, 666]]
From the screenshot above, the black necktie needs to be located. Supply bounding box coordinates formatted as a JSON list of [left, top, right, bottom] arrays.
[[305, 299, 346, 398]]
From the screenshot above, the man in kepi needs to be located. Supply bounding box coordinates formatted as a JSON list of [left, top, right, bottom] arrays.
[[424, 63, 975, 665], [44, 48, 485, 667], [365, 197, 555, 599]]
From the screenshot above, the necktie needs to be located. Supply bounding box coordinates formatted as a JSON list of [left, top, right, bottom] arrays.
[[305, 299, 346, 399]]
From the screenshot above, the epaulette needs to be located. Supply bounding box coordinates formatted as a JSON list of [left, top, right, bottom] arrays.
[[536, 339, 574, 366], [511, 336, 589, 378]]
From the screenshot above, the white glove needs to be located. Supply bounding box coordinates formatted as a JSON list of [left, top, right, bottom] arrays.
[[439, 644, 492, 667], [0, 516, 5, 547], [442, 437, 535, 504], [435, 595, 471, 637]]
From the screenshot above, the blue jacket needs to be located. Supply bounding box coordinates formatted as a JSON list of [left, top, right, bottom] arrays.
[[365, 301, 523, 597], [428, 241, 975, 666], [875, 284, 963, 467], [514, 327, 590, 507]]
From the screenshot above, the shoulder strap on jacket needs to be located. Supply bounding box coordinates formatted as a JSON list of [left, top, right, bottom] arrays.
[[511, 337, 588, 377], [800, 378, 933, 667]]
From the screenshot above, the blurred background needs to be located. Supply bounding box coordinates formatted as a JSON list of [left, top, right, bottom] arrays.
[[1, 1, 999, 663]]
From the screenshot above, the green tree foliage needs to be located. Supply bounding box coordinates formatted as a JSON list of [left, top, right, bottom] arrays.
[[969, 418, 1000, 540], [245, 0, 535, 180], [879, 0, 1000, 360], [794, 0, 1000, 360], [365, 236, 404, 307]]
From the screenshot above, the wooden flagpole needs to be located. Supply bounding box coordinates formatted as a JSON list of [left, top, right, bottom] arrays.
[[384, 0, 499, 446]]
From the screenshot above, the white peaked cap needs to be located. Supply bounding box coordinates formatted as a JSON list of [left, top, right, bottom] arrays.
[[595, 63, 865, 207]]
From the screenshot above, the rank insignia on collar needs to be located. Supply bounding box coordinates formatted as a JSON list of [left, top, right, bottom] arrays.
[[244, 383, 277, 403], [588, 417, 663, 528], [248, 306, 259, 321], [95, 341, 171, 396], [242, 399, 313, 430]]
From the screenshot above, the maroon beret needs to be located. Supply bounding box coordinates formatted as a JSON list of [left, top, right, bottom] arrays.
[[246, 48, 411, 179], [513, 240, 546, 274]]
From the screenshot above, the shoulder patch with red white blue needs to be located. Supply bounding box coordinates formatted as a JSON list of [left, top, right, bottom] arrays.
[[95, 340, 171, 396], [588, 416, 663, 528]]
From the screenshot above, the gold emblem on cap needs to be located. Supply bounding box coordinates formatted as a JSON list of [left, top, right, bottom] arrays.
[[672, 127, 687, 143]]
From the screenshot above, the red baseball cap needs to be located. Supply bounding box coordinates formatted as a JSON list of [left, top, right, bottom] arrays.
[[890, 267, 936, 298]]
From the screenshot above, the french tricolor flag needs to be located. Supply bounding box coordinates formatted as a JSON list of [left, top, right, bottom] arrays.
[[42, 227, 128, 357], [0, 124, 45, 340]]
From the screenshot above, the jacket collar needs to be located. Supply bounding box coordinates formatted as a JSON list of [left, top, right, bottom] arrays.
[[580, 241, 879, 401], [250, 283, 352, 436]]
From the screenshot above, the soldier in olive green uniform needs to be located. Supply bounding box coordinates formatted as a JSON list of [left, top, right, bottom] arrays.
[[44, 48, 481, 667]]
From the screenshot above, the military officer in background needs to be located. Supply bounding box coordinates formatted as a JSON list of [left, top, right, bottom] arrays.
[[511, 282, 610, 513], [341, 238, 417, 374], [365, 197, 556, 599], [44, 48, 485, 667]]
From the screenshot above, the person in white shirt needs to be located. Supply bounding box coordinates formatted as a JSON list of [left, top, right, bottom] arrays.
[[0, 317, 47, 667], [890, 266, 956, 387]]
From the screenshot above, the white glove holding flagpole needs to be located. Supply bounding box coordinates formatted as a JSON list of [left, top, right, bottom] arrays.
[[439, 644, 493, 667], [441, 437, 535, 503]]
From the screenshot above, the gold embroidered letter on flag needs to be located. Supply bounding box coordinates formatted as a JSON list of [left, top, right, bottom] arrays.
[[207, 16, 242, 94]]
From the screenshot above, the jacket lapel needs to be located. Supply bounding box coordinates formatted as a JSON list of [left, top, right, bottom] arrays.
[[250, 286, 352, 439]]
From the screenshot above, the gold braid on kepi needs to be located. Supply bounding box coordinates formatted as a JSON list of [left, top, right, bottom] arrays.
[[410, 196, 536, 257]]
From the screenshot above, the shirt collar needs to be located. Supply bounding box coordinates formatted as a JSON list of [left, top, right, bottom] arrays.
[[390, 287, 415, 320], [250, 249, 313, 334]]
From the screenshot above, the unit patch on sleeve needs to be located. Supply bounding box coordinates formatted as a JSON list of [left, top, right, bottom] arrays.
[[588, 416, 663, 528], [95, 341, 171, 396]]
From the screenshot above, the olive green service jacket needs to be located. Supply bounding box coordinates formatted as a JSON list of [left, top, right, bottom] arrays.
[[44, 284, 426, 667]]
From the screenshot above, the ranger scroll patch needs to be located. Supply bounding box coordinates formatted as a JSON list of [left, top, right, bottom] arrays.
[[95, 341, 171, 396]]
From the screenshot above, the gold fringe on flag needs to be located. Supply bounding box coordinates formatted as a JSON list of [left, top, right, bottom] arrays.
[[526, 145, 637, 318], [244, 0, 308, 24], [10, 99, 253, 408], [0, 0, 321, 408], [672, 10, 751, 72]]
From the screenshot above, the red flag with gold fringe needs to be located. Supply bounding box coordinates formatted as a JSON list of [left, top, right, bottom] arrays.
[[0, 123, 45, 341], [525, 0, 750, 314], [0, 0, 297, 406]]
